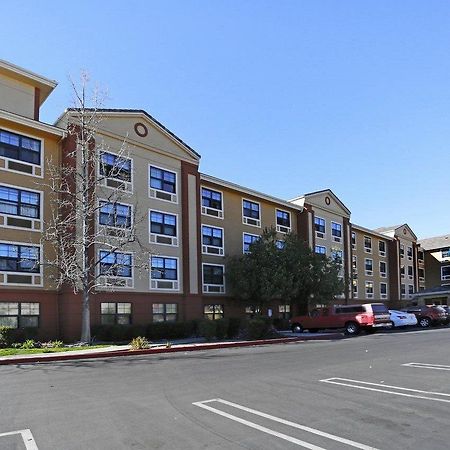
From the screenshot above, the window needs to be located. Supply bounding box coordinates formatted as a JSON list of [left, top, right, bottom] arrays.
[[380, 283, 387, 296], [100, 152, 132, 182], [151, 257, 178, 281], [442, 266, 450, 281], [0, 243, 40, 273], [408, 285, 414, 295], [407, 246, 413, 259], [99, 202, 131, 228], [332, 249, 343, 264], [203, 264, 225, 293], [242, 199, 260, 226], [315, 245, 326, 255], [0, 186, 40, 219], [331, 222, 342, 241], [400, 244, 405, 258], [204, 304, 224, 320], [0, 302, 39, 328], [364, 236, 372, 253], [202, 226, 224, 252], [100, 302, 131, 325], [365, 258, 373, 276], [150, 211, 176, 236], [401, 284, 406, 295], [245, 306, 261, 317], [379, 241, 386, 256], [442, 248, 450, 259], [379, 261, 387, 277], [352, 255, 357, 272], [152, 303, 178, 322], [365, 281, 373, 298], [352, 279, 358, 296], [150, 166, 176, 194], [243, 233, 259, 254], [99, 251, 132, 277], [201, 187, 223, 217], [351, 232, 356, 249], [276, 210, 291, 232], [418, 268, 425, 280], [0, 129, 41, 165], [314, 217, 325, 236], [418, 250, 424, 261], [400, 265, 405, 277], [279, 304, 290, 319], [407, 266, 413, 278]]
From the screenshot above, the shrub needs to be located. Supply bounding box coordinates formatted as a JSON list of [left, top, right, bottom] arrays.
[[227, 317, 242, 338], [245, 318, 277, 340], [0, 326, 38, 347], [272, 318, 290, 331], [41, 340, 64, 349], [21, 339, 38, 349], [215, 319, 229, 340], [198, 320, 217, 341], [130, 336, 150, 350], [0, 326, 15, 348]]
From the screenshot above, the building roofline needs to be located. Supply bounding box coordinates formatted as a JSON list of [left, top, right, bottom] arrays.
[[289, 188, 351, 216], [351, 223, 394, 240], [0, 109, 65, 137], [200, 173, 304, 212]]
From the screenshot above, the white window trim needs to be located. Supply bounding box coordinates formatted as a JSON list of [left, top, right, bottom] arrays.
[[202, 263, 225, 294], [331, 221, 342, 243], [365, 281, 374, 299], [351, 232, 356, 250], [315, 216, 326, 239], [275, 208, 291, 234], [148, 163, 178, 204], [315, 245, 327, 256], [201, 224, 225, 256], [97, 198, 134, 232], [149, 209, 179, 247], [0, 239, 43, 286], [380, 282, 388, 299], [378, 241, 386, 257], [0, 182, 43, 232], [201, 185, 224, 219], [243, 232, 260, 254], [242, 198, 261, 228], [352, 280, 358, 298], [97, 150, 134, 193], [364, 258, 373, 276], [441, 265, 450, 281], [0, 125, 44, 178], [364, 236, 372, 253], [97, 249, 134, 290], [149, 255, 180, 291]]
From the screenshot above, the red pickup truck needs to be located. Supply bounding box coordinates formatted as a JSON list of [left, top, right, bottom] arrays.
[[290, 303, 392, 335]]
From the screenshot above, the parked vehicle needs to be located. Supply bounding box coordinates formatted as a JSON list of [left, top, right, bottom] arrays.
[[433, 305, 449, 325], [290, 303, 392, 336], [401, 305, 447, 328], [388, 310, 418, 328]]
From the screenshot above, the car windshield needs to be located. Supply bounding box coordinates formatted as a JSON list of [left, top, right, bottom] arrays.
[[372, 304, 389, 313]]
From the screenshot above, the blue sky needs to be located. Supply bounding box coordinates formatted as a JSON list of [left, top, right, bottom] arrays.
[[2, 0, 449, 238]]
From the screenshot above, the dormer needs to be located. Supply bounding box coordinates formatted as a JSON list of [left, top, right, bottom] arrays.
[[0, 59, 57, 120]]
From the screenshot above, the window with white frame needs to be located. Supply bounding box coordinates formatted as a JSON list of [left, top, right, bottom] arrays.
[[315, 245, 326, 255], [364, 236, 372, 253], [351, 231, 356, 249], [441, 248, 450, 259], [331, 222, 342, 242], [400, 244, 405, 258], [407, 266, 413, 279], [365, 258, 373, 276], [242, 199, 260, 227], [379, 240, 386, 256], [202, 264, 225, 293], [150, 211, 177, 246], [332, 249, 343, 265], [99, 251, 132, 278], [201, 187, 223, 218], [202, 225, 224, 255], [401, 284, 406, 295], [243, 233, 259, 254], [408, 285, 414, 295], [100, 302, 131, 325], [379, 261, 387, 278], [0, 243, 40, 274], [245, 306, 261, 317], [150, 256, 178, 290], [314, 217, 325, 237], [418, 268, 425, 280], [352, 255, 357, 272], [99, 201, 131, 228], [0, 302, 39, 328], [365, 281, 373, 298], [0, 129, 41, 165], [100, 152, 132, 182], [276, 209, 291, 233], [0, 186, 40, 219], [441, 266, 450, 281], [204, 304, 224, 320], [400, 265, 405, 278], [418, 249, 425, 261], [407, 246, 413, 259], [152, 303, 178, 322], [352, 279, 358, 297], [380, 283, 387, 298], [149, 165, 177, 202]]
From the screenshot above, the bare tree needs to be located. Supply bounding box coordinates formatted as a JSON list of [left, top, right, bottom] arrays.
[[42, 73, 148, 342]]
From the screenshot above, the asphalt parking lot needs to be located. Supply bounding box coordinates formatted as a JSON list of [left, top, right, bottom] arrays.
[[0, 327, 448, 449]]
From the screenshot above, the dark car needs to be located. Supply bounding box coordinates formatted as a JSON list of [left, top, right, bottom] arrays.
[[402, 305, 447, 328], [434, 305, 449, 325]]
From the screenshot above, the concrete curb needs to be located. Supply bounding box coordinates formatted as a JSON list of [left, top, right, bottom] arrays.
[[0, 333, 344, 366]]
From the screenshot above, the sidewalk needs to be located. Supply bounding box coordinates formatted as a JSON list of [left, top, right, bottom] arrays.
[[0, 331, 343, 366]]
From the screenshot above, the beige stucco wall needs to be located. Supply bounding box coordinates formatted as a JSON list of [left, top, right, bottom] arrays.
[[0, 74, 35, 119]]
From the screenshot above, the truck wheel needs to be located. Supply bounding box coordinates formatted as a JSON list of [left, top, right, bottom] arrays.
[[345, 322, 360, 336], [291, 323, 303, 333], [418, 317, 431, 328]]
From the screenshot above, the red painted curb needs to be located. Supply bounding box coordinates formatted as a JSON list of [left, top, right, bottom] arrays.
[[0, 333, 343, 366]]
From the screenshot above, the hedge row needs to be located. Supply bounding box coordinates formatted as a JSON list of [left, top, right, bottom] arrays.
[[0, 326, 39, 347]]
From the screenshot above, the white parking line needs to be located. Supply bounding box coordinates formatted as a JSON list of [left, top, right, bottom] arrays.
[[193, 398, 379, 450], [320, 377, 450, 403], [403, 362, 450, 371], [0, 429, 38, 449]]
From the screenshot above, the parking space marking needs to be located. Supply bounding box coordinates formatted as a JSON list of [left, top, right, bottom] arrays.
[[193, 398, 379, 449], [0, 429, 38, 449], [403, 362, 450, 371], [320, 378, 450, 403]]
